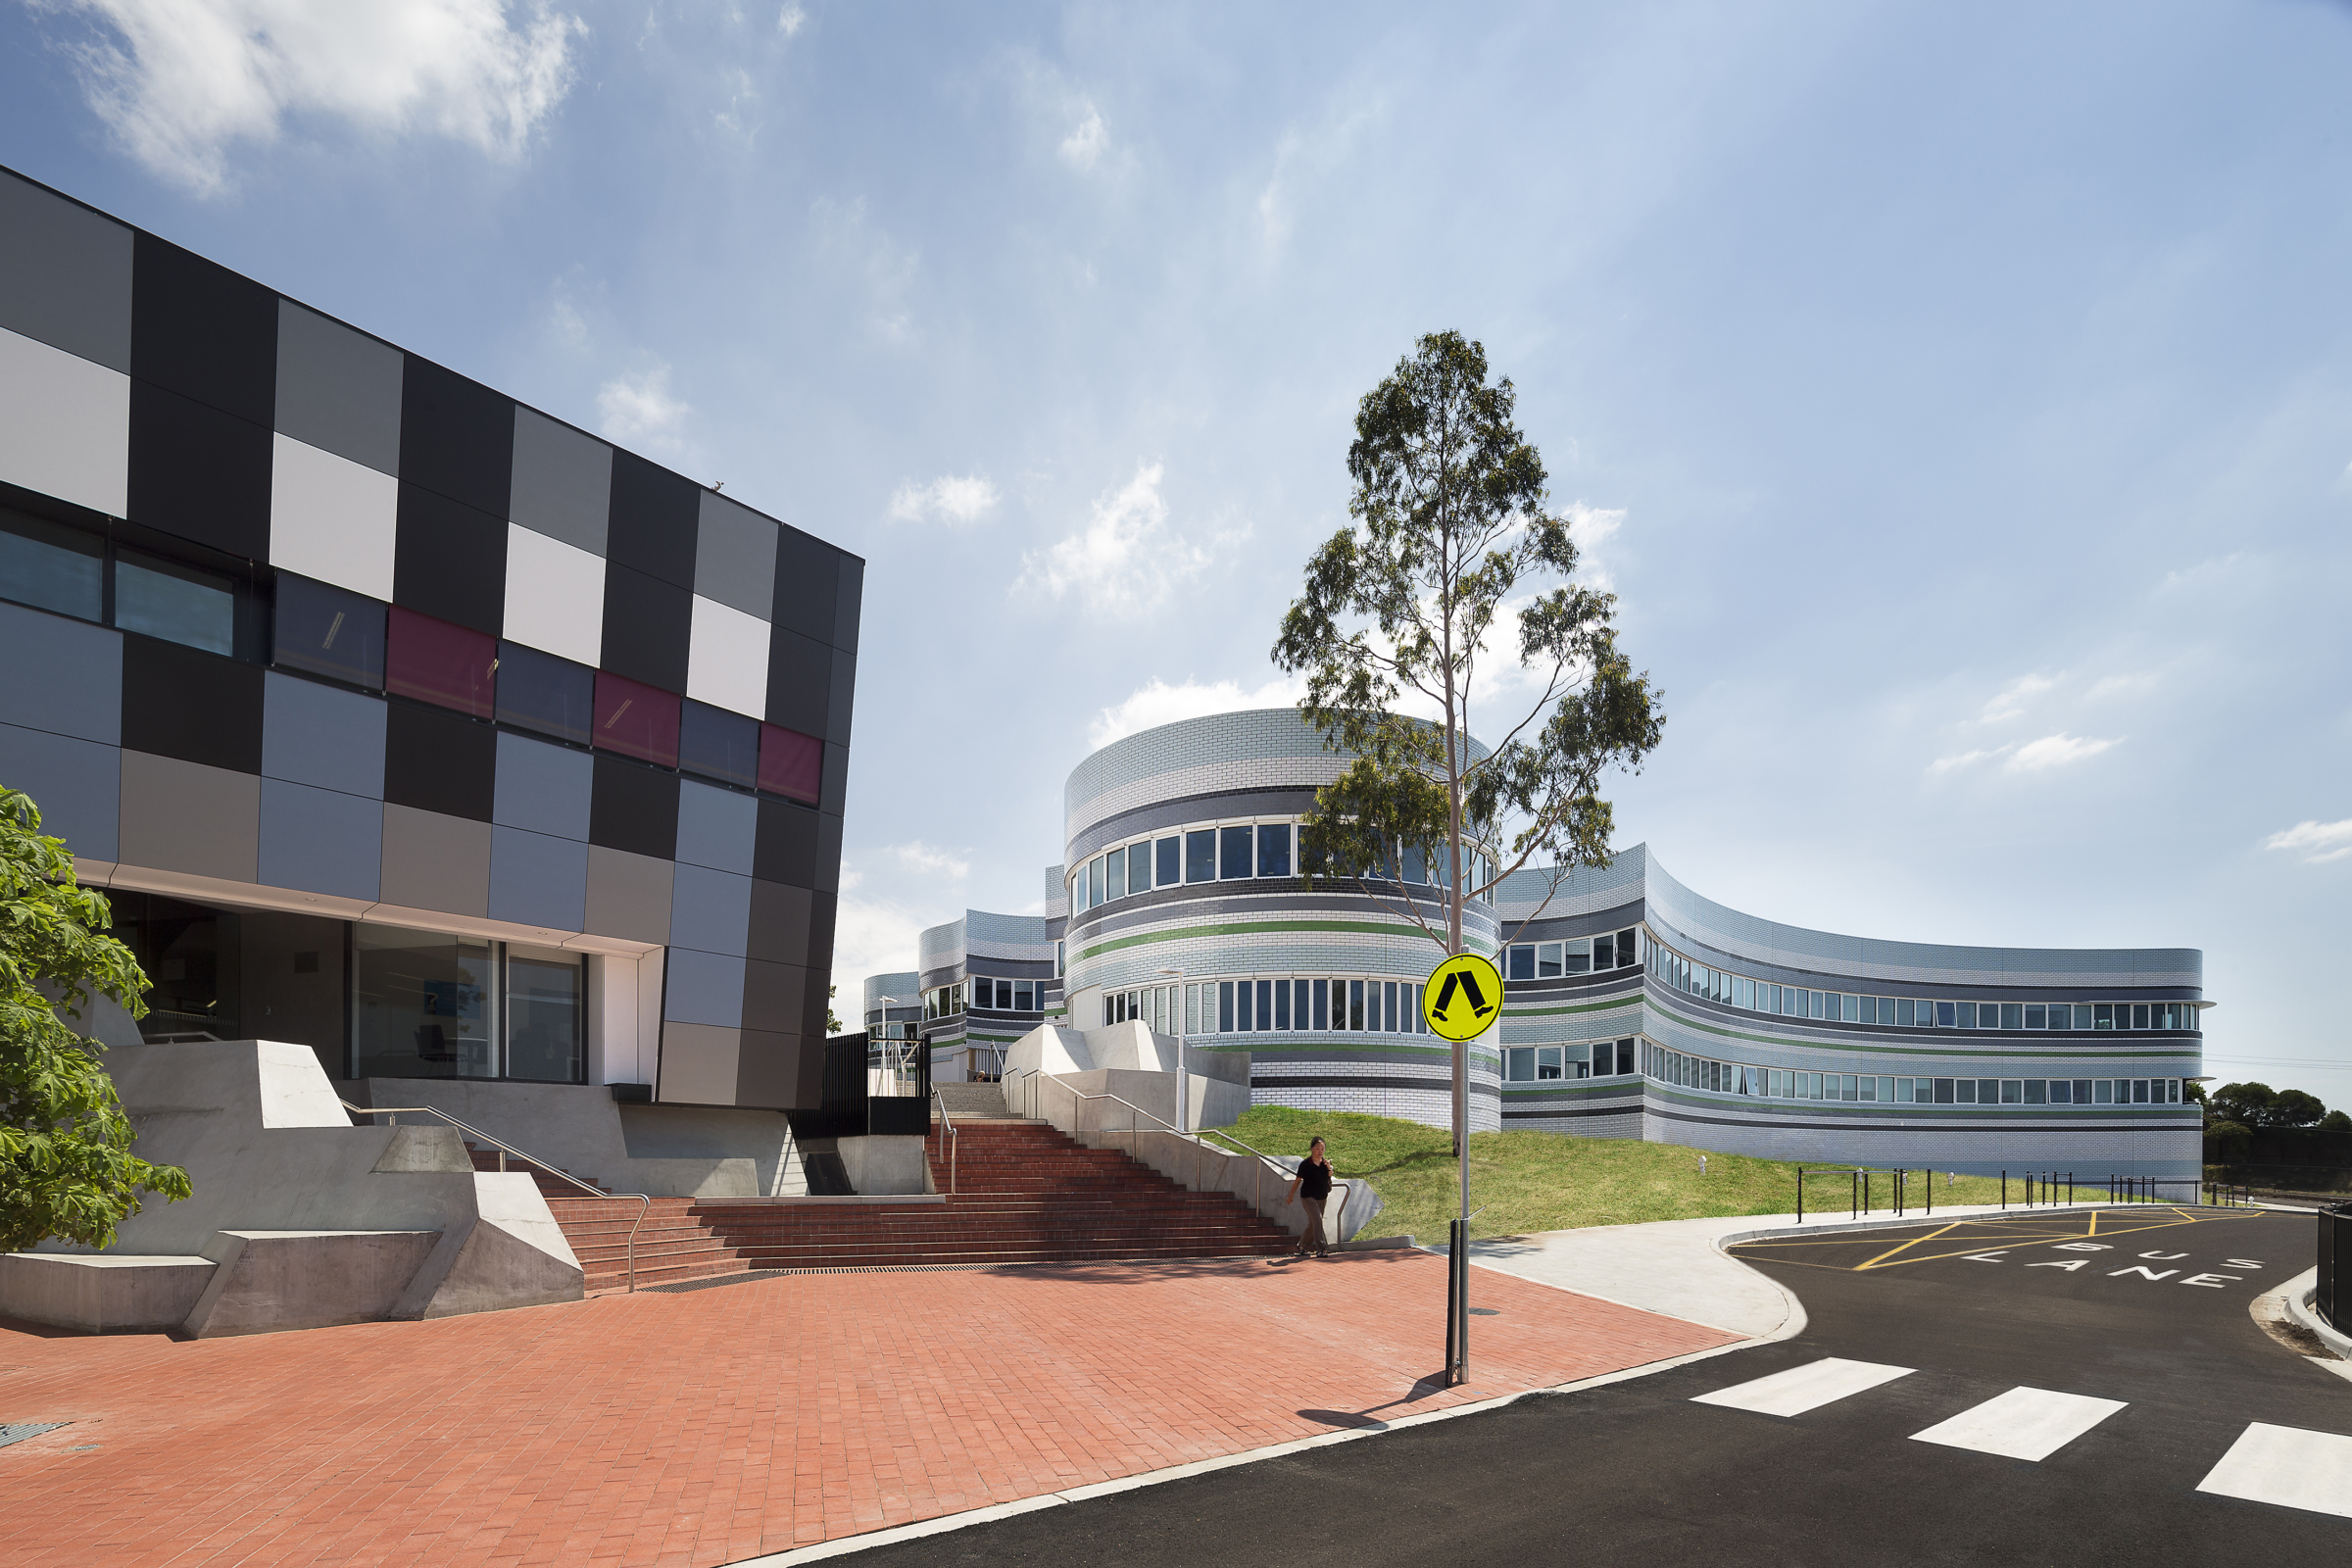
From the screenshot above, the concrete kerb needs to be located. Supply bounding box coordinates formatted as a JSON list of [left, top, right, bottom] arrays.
[[2262, 1265, 2352, 1364]]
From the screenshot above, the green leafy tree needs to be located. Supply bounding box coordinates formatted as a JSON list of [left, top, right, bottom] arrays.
[[2204, 1120, 2253, 1161], [2269, 1088, 2327, 1129], [2320, 1109, 2351, 1134], [1274, 330, 1664, 1157], [1, 785, 190, 1251], [2209, 1082, 2276, 1129]]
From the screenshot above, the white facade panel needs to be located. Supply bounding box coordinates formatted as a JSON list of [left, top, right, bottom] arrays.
[[268, 432, 398, 598], [0, 325, 127, 517]]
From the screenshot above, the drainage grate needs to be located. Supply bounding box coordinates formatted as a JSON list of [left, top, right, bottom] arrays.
[[0, 1423, 67, 1449], [643, 1254, 1287, 1295]]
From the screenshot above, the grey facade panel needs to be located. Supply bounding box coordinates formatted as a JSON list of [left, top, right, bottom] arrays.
[[486, 823, 589, 931], [0, 602, 121, 745], [0, 169, 132, 372], [272, 300, 404, 475], [377, 804, 491, 917], [0, 720, 119, 860], [491, 730, 592, 842], [583, 844, 671, 944], [674, 780, 758, 875], [258, 777, 382, 901], [665, 947, 748, 1028], [261, 671, 386, 799], [693, 491, 779, 619], [669, 862, 753, 958], [119, 751, 258, 884], [507, 406, 612, 556]]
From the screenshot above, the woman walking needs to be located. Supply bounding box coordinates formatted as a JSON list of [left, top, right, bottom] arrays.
[[1286, 1136, 1337, 1258]]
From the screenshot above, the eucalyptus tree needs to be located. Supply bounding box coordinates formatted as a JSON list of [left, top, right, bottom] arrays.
[[1274, 330, 1664, 1157]]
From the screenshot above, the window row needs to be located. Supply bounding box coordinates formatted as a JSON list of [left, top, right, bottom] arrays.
[[4, 504, 260, 658], [1644, 1044, 2185, 1106], [1069, 822, 1497, 916], [1502, 1040, 1641, 1081], [1099, 977, 1440, 1037], [1646, 939, 2198, 1033], [921, 985, 961, 1019], [969, 976, 1050, 1013], [1502, 931, 1639, 980]]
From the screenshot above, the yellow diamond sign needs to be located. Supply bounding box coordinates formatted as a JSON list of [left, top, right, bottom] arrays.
[[1422, 952, 1503, 1042]]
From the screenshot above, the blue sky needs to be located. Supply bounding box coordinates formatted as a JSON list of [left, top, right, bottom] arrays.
[[4, 2, 2348, 1107]]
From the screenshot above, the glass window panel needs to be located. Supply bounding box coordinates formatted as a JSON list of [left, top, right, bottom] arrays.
[[353, 924, 497, 1079], [2132, 1079, 2150, 1102], [1348, 979, 1364, 1030], [2072, 1078, 2090, 1102], [1852, 995, 1870, 1024], [1838, 1074, 1857, 1101], [594, 670, 681, 767], [495, 640, 593, 745], [1537, 1046, 1562, 1079], [1274, 980, 1292, 1030], [1507, 1047, 1534, 1082], [2047, 1078, 2069, 1103], [1934, 1078, 1954, 1103], [1089, 857, 1104, 907], [2024, 1079, 2046, 1104], [1539, 943, 1563, 978], [1593, 1043, 1614, 1077], [1401, 843, 1427, 883], [1618, 931, 1637, 968], [1894, 1077, 1913, 1103], [2074, 1004, 2093, 1029], [2093, 1079, 2113, 1103], [1294, 979, 1309, 1031], [1218, 980, 1234, 1031], [1256, 822, 1293, 877], [2049, 1003, 2072, 1031], [1254, 979, 1272, 1030], [1592, 933, 1614, 969], [679, 700, 759, 790], [387, 606, 497, 718], [1508, 945, 1535, 981], [1128, 843, 1151, 893], [503, 950, 580, 1086], [1896, 998, 1915, 1027], [1104, 847, 1126, 902], [117, 549, 236, 655], [1219, 825, 1253, 879], [1015, 980, 1034, 1011], [2000, 1003, 2024, 1030], [2132, 1004, 2150, 1030], [274, 573, 385, 689], [1977, 1078, 1998, 1102], [1808, 991, 1825, 1020], [1186, 829, 1217, 883], [0, 507, 104, 620], [1156, 836, 1181, 888], [2094, 1004, 2113, 1031], [2025, 1004, 2046, 1030], [1312, 978, 1329, 1030]]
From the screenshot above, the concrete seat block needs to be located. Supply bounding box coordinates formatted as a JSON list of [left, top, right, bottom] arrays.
[[0, 1252, 217, 1333], [182, 1230, 440, 1339]]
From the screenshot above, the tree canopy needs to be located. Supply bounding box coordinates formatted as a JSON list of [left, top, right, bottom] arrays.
[[0, 784, 190, 1252], [1272, 329, 1664, 962], [2208, 1081, 2330, 1131]]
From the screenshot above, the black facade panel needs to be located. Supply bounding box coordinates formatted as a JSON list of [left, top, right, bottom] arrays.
[[125, 382, 271, 560], [807, 890, 836, 974], [747, 876, 812, 962], [589, 755, 678, 859], [398, 357, 514, 518], [599, 562, 691, 693], [741, 957, 806, 1037], [824, 650, 855, 746], [606, 451, 698, 590], [753, 798, 819, 886], [770, 527, 838, 644], [120, 635, 263, 773], [129, 232, 276, 425], [393, 483, 507, 635], [383, 702, 496, 821], [814, 812, 842, 891], [832, 554, 862, 654], [763, 625, 829, 735], [820, 743, 848, 818], [731, 1027, 800, 1110]]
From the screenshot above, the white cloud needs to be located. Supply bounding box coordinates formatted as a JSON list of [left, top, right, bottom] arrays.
[[596, 364, 689, 445], [828, 888, 927, 1019], [776, 3, 805, 35], [890, 840, 969, 880], [812, 196, 920, 344], [889, 474, 1000, 526], [2264, 818, 2352, 865], [2007, 733, 2120, 771], [1562, 502, 1625, 590], [1016, 463, 1212, 611], [1088, 675, 1306, 751], [1058, 104, 1107, 172], [1980, 672, 2059, 721], [45, 0, 584, 195], [1929, 734, 2122, 775]]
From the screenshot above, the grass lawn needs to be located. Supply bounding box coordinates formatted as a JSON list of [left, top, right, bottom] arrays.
[[1205, 1104, 2099, 1242]]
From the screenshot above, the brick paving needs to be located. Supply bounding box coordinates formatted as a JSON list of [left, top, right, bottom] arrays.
[[0, 1250, 1740, 1567]]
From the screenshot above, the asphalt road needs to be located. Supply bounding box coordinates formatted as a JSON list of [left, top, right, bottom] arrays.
[[840, 1206, 2347, 1565]]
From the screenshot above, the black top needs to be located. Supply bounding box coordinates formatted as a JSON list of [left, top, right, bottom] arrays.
[[1297, 1156, 1333, 1200]]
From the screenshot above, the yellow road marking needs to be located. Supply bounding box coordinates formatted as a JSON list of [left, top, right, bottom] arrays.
[[1728, 1205, 2266, 1272], [1856, 1220, 1964, 1270]]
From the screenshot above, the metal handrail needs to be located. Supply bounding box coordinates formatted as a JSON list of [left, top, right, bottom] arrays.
[[1004, 1068, 1301, 1221], [932, 1089, 957, 1195], [344, 1100, 652, 1293]]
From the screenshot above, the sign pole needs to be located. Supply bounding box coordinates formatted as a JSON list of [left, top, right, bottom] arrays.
[[1423, 951, 1502, 1389]]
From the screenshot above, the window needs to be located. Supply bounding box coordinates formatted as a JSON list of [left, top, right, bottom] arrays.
[[495, 641, 594, 746], [1935, 1002, 1956, 1027], [680, 701, 759, 790], [1105, 847, 1126, 902], [505, 952, 585, 1083], [1507, 945, 1536, 981], [594, 670, 681, 768], [2094, 1004, 2114, 1031], [2025, 1004, 2046, 1030], [1218, 981, 1235, 1031], [1841, 994, 1860, 1023], [2132, 1004, 2150, 1030], [274, 573, 385, 689], [1128, 842, 1151, 893], [1592, 932, 1614, 969], [353, 924, 497, 1079], [0, 506, 103, 620], [117, 549, 235, 655], [1089, 857, 1104, 908], [1156, 837, 1181, 888], [1220, 825, 1253, 879], [2074, 1004, 2092, 1029], [1999, 1003, 2023, 1030], [1186, 829, 1217, 883], [387, 606, 497, 718], [1257, 823, 1293, 877], [1014, 980, 1035, 1010]]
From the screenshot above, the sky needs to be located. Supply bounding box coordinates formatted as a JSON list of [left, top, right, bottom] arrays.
[[2, 1, 2348, 1108]]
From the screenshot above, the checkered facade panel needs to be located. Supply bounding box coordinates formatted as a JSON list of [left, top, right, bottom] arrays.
[[0, 165, 859, 1111]]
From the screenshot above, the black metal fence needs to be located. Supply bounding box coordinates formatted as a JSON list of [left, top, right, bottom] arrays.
[[2321, 1200, 2347, 1334], [1794, 1167, 2230, 1222]]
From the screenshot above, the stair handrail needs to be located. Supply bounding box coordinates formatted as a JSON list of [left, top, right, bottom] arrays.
[[931, 1088, 958, 1195], [342, 1100, 652, 1294], [1004, 1068, 1303, 1223]]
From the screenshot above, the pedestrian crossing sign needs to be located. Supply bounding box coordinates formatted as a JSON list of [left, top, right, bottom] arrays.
[[1422, 952, 1503, 1042]]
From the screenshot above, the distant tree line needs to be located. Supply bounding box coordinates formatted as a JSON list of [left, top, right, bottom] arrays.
[[2201, 1079, 2352, 1165]]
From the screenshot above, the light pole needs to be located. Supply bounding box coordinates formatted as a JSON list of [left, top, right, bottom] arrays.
[[1156, 966, 1186, 1133]]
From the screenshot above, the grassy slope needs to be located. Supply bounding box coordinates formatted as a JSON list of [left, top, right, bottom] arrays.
[[1208, 1104, 2059, 1241]]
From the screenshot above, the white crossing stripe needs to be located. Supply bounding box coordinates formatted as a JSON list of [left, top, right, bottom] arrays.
[[2195, 1422, 2352, 1518], [1908, 1387, 2127, 1461], [1690, 1357, 1915, 1418]]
